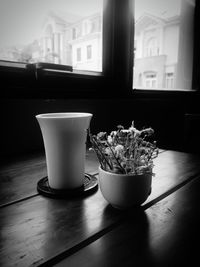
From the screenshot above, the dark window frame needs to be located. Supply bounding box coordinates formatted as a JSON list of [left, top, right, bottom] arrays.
[[0, 0, 199, 99]]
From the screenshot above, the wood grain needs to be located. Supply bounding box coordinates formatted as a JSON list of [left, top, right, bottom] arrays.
[[55, 176, 200, 267], [144, 150, 200, 206], [0, 150, 99, 207], [0, 151, 200, 266]]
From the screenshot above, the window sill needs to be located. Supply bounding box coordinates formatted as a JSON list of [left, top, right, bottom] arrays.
[[0, 61, 108, 98], [0, 60, 27, 68], [133, 88, 196, 93], [131, 88, 198, 100], [0, 60, 198, 99]]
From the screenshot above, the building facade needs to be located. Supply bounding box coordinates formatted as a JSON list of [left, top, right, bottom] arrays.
[[38, 12, 102, 71], [134, 0, 194, 90], [134, 13, 180, 89]]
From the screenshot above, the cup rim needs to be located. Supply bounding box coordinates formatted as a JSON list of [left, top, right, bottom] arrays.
[[36, 112, 93, 119]]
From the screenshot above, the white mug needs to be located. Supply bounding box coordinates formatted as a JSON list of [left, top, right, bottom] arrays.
[[36, 112, 93, 189]]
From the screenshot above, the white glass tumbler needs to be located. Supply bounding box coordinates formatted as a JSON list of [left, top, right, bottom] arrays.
[[36, 113, 93, 189]]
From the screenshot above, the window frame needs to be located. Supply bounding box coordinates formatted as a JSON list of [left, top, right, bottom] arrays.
[[0, 0, 199, 99]]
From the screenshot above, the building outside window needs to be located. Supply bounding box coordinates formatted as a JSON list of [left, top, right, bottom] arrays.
[[133, 0, 195, 90], [0, 0, 103, 72]]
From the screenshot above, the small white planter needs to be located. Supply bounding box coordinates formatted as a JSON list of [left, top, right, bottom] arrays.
[[98, 167, 152, 209]]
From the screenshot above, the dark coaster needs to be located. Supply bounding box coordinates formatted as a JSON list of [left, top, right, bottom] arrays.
[[37, 173, 98, 198]]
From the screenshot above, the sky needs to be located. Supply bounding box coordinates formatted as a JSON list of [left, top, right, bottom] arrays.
[[0, 0, 191, 49], [0, 0, 102, 48], [135, 0, 181, 20]]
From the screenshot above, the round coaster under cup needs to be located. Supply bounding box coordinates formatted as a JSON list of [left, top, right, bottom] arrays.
[[37, 173, 98, 198]]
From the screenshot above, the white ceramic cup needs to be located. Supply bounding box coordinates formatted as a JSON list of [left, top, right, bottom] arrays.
[[36, 112, 93, 189]]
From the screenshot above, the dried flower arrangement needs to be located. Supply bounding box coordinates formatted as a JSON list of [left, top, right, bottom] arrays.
[[89, 121, 159, 175]]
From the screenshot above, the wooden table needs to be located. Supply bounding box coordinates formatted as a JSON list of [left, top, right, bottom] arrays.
[[0, 150, 200, 266]]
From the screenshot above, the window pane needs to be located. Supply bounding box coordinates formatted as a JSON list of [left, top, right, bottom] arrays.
[[133, 0, 195, 90], [0, 0, 103, 71]]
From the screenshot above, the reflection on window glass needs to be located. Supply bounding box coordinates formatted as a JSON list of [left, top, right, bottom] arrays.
[[0, 0, 103, 71], [133, 0, 195, 90]]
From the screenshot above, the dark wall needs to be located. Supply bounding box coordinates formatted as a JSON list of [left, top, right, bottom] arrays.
[[1, 90, 199, 158]]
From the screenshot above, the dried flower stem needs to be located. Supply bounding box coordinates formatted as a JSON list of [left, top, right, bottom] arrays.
[[106, 141, 126, 174], [90, 135, 113, 170]]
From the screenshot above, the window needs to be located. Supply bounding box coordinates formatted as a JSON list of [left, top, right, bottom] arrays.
[[0, 0, 199, 98], [165, 72, 174, 88], [144, 37, 159, 57], [133, 0, 195, 90], [83, 20, 93, 35], [0, 0, 103, 72], [87, 45, 92, 60], [76, 48, 81, 62], [0, 0, 135, 98], [72, 28, 77, 40], [145, 72, 157, 88]]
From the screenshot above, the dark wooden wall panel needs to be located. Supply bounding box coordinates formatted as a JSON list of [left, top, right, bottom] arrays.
[[0, 91, 199, 157]]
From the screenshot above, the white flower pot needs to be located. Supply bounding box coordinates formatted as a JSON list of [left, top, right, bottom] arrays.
[[36, 112, 92, 189], [98, 167, 152, 209]]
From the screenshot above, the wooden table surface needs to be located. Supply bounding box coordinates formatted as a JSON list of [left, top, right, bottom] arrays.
[[0, 150, 200, 267]]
